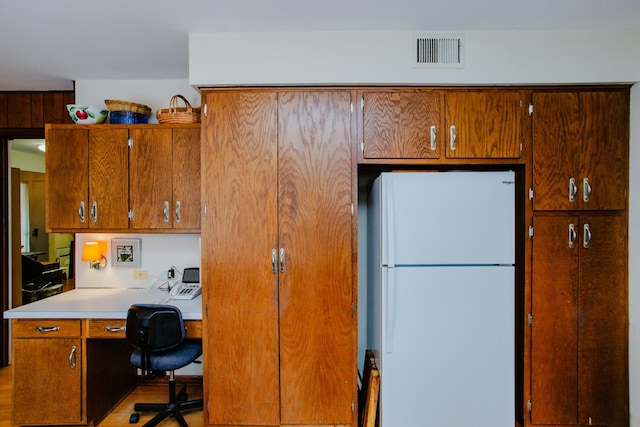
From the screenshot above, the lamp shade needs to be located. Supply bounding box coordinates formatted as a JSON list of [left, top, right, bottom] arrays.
[[81, 242, 102, 262]]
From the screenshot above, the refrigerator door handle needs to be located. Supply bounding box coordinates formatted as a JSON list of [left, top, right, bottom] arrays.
[[385, 179, 396, 267], [386, 267, 396, 353]]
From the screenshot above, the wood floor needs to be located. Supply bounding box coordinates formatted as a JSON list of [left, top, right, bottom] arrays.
[[0, 365, 204, 427]]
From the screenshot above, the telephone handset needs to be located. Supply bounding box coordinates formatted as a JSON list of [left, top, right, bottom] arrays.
[[169, 283, 202, 300]]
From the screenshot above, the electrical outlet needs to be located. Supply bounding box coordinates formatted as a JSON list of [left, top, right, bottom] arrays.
[[133, 270, 148, 280], [168, 268, 175, 279]]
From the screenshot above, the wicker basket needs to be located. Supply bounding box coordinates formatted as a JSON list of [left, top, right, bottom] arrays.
[[156, 95, 201, 124], [104, 99, 152, 116]]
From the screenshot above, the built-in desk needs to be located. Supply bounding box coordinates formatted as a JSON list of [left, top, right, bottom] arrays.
[[3, 288, 203, 426]]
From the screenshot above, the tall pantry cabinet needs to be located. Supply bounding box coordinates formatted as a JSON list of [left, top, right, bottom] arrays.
[[529, 88, 629, 427], [200, 89, 355, 426]]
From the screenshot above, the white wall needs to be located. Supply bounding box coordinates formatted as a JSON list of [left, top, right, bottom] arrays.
[[74, 233, 200, 289], [74, 80, 200, 123], [9, 149, 44, 173]]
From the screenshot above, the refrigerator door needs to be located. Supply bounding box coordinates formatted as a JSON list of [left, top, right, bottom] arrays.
[[380, 171, 515, 266], [380, 265, 515, 427]]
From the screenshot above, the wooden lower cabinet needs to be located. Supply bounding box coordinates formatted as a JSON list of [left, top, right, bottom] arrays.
[[201, 89, 355, 426], [12, 319, 83, 425], [530, 214, 628, 426]]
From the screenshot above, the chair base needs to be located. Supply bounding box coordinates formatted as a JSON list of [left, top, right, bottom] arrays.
[[130, 371, 203, 427]]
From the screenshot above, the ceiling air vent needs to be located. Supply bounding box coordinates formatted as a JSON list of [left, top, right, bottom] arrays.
[[413, 33, 464, 68]]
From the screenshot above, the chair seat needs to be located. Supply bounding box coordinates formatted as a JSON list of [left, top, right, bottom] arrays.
[[130, 341, 202, 371]]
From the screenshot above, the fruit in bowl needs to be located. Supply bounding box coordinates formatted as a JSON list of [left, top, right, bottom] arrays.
[[67, 104, 109, 124]]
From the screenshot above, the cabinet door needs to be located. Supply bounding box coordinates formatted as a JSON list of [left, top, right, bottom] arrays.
[[172, 127, 201, 229], [445, 90, 523, 158], [533, 90, 628, 211], [578, 214, 628, 426], [46, 128, 89, 229], [129, 128, 173, 229], [13, 338, 82, 424], [531, 215, 579, 425], [201, 91, 280, 425], [278, 91, 354, 424], [362, 90, 442, 159], [88, 128, 129, 229]]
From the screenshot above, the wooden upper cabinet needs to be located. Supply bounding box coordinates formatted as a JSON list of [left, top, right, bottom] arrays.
[[532, 89, 629, 211], [444, 90, 524, 159], [46, 127, 129, 231], [362, 90, 442, 159], [129, 126, 201, 230]]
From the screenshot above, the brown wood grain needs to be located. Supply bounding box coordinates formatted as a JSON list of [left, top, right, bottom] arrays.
[[445, 90, 523, 158], [172, 127, 201, 229], [277, 91, 353, 425], [201, 90, 280, 425], [7, 92, 31, 128], [530, 215, 579, 424], [577, 214, 628, 425], [12, 337, 83, 424], [45, 126, 89, 230], [363, 90, 442, 159], [89, 128, 130, 229], [129, 128, 173, 229]]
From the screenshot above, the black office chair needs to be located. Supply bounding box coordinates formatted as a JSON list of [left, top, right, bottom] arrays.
[[126, 304, 203, 427]]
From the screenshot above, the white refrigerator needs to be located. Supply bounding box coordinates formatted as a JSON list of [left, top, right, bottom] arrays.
[[368, 171, 515, 427]]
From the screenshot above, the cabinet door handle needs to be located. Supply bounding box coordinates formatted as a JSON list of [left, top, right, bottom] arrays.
[[569, 178, 577, 203], [568, 223, 577, 248], [69, 345, 77, 370], [175, 201, 181, 223], [35, 326, 60, 333], [430, 125, 437, 151], [583, 177, 591, 203], [583, 223, 591, 249], [449, 125, 456, 150], [279, 248, 285, 274], [271, 249, 277, 274], [78, 201, 86, 223], [103, 326, 126, 332], [90, 201, 98, 223], [163, 201, 170, 223]]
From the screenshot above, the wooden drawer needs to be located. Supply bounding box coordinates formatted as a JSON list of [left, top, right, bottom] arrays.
[[12, 319, 81, 338], [87, 319, 127, 338], [184, 320, 202, 339]]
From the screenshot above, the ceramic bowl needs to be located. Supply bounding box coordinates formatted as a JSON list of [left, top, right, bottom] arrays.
[[67, 104, 109, 124], [109, 110, 149, 124]]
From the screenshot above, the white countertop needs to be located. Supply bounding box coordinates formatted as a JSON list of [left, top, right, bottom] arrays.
[[3, 288, 203, 320]]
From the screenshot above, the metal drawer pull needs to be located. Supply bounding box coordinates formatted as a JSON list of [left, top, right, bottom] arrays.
[[583, 177, 591, 203], [583, 223, 591, 249], [271, 249, 277, 274], [78, 201, 85, 223], [35, 326, 60, 333], [103, 326, 126, 332], [568, 223, 577, 249], [430, 125, 437, 151], [279, 248, 285, 274], [163, 201, 170, 223], [175, 201, 181, 222], [449, 125, 456, 150], [569, 178, 577, 203], [90, 201, 98, 223], [69, 345, 77, 370]]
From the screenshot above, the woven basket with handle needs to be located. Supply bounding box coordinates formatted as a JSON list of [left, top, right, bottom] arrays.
[[156, 95, 201, 124]]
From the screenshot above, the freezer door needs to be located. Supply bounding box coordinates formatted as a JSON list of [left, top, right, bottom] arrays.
[[380, 171, 515, 266], [379, 266, 515, 427]]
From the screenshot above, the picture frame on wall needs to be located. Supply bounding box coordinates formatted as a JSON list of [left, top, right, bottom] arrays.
[[111, 238, 141, 268]]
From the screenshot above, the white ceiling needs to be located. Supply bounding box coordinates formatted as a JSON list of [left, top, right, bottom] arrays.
[[0, 0, 639, 91]]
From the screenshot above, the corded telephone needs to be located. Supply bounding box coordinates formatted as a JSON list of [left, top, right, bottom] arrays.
[[169, 267, 201, 300], [169, 282, 202, 300]]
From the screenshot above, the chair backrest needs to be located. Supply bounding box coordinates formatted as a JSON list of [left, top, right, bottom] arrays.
[[126, 304, 185, 352]]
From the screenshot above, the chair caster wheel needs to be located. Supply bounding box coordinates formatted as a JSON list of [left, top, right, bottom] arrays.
[[129, 412, 140, 423]]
